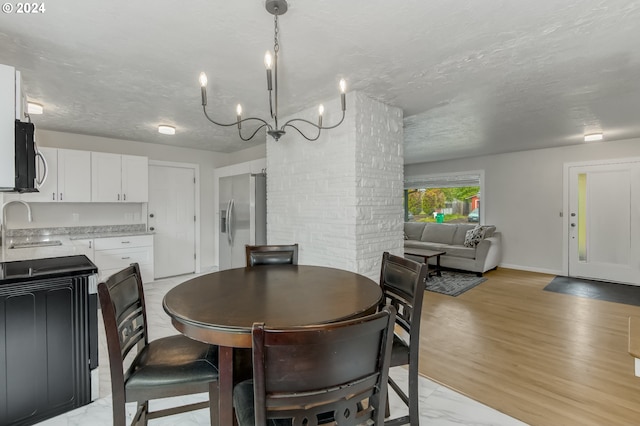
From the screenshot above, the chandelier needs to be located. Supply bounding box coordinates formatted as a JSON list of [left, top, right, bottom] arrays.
[[199, 0, 346, 142]]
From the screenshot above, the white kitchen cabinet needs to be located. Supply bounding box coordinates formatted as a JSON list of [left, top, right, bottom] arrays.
[[0, 64, 26, 190], [0, 65, 15, 190], [93, 235, 154, 283], [71, 238, 94, 262], [91, 153, 148, 202], [21, 147, 91, 202]]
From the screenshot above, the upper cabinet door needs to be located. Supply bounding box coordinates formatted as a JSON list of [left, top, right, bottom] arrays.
[[58, 149, 91, 202], [19, 147, 91, 202], [91, 152, 121, 202], [121, 155, 148, 202]]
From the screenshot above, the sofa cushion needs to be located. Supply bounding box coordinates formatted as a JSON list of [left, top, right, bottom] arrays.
[[452, 224, 477, 245], [464, 226, 486, 247], [421, 223, 456, 245], [404, 240, 450, 252], [442, 245, 476, 259], [404, 222, 427, 240], [482, 225, 496, 238]]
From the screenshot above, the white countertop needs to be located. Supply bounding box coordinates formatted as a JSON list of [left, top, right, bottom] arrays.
[[1, 231, 154, 263]]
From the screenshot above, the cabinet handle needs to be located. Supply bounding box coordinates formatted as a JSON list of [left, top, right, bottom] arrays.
[[117, 194, 120, 201], [52, 192, 55, 201], [121, 256, 131, 260], [60, 193, 63, 201], [121, 241, 131, 244], [89, 241, 92, 248], [123, 194, 127, 201]]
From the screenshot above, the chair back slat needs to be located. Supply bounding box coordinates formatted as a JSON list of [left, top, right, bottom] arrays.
[[251, 306, 396, 426], [117, 305, 145, 358], [245, 244, 299, 266], [98, 264, 149, 381], [379, 252, 427, 343]]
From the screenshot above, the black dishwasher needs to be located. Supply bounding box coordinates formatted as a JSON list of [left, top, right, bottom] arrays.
[[0, 255, 99, 426]]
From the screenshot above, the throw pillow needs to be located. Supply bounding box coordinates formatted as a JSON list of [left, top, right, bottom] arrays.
[[464, 226, 486, 248]]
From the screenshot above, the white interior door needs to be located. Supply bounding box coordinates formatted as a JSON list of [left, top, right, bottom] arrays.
[[149, 164, 196, 278], [568, 161, 640, 285]]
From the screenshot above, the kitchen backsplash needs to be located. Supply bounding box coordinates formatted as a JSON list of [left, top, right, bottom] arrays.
[[6, 224, 147, 237], [1, 199, 147, 229]]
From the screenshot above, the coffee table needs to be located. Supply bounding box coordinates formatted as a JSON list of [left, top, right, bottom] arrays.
[[404, 248, 446, 279]]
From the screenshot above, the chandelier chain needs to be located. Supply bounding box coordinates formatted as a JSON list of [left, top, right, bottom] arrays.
[[274, 14, 280, 54], [199, 0, 346, 142]]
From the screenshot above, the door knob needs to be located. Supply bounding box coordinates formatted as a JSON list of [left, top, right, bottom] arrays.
[[570, 223, 576, 227], [149, 213, 154, 218]]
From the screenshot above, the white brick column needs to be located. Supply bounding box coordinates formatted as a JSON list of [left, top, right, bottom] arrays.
[[266, 91, 403, 280]]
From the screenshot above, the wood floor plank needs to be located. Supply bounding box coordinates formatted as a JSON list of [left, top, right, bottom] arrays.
[[418, 267, 640, 425]]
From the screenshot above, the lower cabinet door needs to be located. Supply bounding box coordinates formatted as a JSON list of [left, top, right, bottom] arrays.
[[0, 277, 90, 426]]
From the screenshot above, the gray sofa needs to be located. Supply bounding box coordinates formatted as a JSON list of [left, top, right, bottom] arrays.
[[404, 222, 502, 275]]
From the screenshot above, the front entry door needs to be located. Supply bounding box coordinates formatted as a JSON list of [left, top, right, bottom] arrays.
[[568, 161, 640, 285]]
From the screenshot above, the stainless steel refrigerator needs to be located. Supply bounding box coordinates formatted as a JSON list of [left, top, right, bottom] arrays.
[[219, 172, 267, 270]]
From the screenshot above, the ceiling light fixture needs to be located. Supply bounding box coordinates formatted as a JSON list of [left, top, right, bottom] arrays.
[[158, 125, 176, 135], [198, 0, 346, 142], [584, 133, 603, 142], [27, 102, 43, 115]]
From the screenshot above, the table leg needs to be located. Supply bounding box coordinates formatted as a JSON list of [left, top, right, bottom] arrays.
[[219, 346, 234, 426], [436, 254, 442, 277], [422, 256, 432, 280]]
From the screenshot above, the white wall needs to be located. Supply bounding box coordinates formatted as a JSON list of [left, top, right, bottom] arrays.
[[404, 137, 640, 274], [267, 91, 404, 280], [18, 129, 266, 270]]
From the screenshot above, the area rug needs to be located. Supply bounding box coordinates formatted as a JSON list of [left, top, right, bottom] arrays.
[[425, 270, 487, 296], [544, 276, 640, 306]]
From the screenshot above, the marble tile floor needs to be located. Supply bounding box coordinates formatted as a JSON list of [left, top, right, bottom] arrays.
[[39, 274, 527, 426]]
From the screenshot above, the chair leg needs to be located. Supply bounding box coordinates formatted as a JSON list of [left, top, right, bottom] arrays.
[[209, 381, 220, 426], [131, 401, 149, 426], [408, 363, 419, 425], [385, 393, 391, 418]]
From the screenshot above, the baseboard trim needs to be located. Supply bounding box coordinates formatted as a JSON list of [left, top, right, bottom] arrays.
[[498, 263, 562, 276]]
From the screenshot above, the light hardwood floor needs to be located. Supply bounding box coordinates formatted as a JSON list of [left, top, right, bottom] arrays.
[[419, 267, 640, 426]]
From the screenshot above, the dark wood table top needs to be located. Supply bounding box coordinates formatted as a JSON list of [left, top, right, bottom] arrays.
[[163, 264, 383, 348]]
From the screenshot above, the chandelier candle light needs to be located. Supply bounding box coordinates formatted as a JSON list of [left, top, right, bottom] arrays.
[[199, 0, 347, 142]]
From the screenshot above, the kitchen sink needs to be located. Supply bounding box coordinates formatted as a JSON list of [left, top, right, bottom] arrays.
[[9, 240, 63, 249]]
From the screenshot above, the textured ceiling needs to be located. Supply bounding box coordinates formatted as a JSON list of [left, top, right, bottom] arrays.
[[1, 0, 639, 164]]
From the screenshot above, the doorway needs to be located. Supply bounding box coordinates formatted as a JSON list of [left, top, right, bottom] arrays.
[[566, 160, 640, 285], [148, 162, 199, 279]]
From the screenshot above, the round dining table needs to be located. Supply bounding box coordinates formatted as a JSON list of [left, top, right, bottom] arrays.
[[163, 264, 383, 426]]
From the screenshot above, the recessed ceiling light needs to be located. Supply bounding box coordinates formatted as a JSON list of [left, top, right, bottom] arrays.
[[27, 102, 44, 115], [584, 133, 603, 142], [158, 125, 176, 135]]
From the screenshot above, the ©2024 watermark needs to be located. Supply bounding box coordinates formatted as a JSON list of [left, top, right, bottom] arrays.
[[2, 2, 46, 14]]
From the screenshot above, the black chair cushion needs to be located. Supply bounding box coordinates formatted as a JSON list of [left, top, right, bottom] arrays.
[[389, 334, 410, 367], [125, 334, 218, 401], [234, 380, 292, 426]]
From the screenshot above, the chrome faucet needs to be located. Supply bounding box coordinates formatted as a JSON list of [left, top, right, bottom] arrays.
[[1, 200, 33, 247]]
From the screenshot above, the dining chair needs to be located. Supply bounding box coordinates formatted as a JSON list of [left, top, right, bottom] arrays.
[[98, 263, 220, 426], [245, 243, 299, 266], [379, 251, 428, 426], [232, 306, 397, 426]]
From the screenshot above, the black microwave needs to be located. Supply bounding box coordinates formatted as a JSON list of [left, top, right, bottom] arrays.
[[13, 119, 39, 193]]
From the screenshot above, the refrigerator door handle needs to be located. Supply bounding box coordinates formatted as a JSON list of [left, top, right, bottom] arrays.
[[228, 198, 235, 245]]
